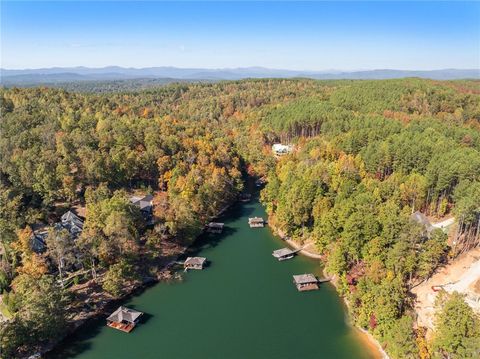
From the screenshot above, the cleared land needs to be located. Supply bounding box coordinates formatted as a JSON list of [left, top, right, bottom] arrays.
[[412, 247, 480, 332]]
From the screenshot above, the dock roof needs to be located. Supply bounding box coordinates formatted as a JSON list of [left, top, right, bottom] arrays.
[[248, 217, 264, 223], [293, 274, 317, 285], [208, 222, 224, 228], [185, 257, 207, 266], [107, 306, 143, 324], [272, 248, 295, 258]]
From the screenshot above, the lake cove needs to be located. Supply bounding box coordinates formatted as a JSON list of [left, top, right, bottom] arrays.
[[47, 198, 380, 359]]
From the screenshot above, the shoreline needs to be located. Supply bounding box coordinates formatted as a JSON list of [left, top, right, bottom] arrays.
[[36, 243, 188, 359], [35, 200, 239, 358], [272, 225, 390, 359], [36, 197, 386, 359]]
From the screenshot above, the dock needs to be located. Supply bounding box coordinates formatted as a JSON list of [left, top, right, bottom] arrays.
[[239, 193, 252, 202], [206, 222, 224, 234], [272, 247, 299, 261], [248, 217, 265, 228], [184, 256, 207, 271], [293, 274, 319, 292], [107, 306, 143, 333]]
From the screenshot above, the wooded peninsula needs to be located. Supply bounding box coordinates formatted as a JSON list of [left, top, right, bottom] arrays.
[[1, 78, 479, 358]]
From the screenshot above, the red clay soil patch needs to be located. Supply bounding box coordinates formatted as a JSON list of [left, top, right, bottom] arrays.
[[470, 278, 480, 295]]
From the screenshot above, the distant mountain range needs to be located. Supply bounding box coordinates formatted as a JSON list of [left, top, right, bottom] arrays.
[[1, 66, 479, 85]]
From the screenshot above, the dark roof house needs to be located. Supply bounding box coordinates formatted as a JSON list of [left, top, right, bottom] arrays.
[[130, 194, 154, 225], [130, 194, 154, 213], [60, 210, 84, 237], [30, 224, 48, 253]]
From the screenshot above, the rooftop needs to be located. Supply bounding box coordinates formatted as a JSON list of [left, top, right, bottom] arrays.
[[248, 217, 264, 223], [185, 257, 207, 266], [293, 274, 317, 284], [272, 248, 295, 258], [107, 306, 143, 324], [61, 210, 84, 232], [130, 194, 154, 211]]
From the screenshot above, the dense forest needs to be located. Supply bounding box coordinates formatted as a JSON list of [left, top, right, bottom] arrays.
[[1, 78, 204, 93], [1, 78, 479, 358]]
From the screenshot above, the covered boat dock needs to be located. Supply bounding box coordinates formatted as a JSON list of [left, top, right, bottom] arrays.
[[106, 306, 143, 333], [293, 274, 319, 292], [248, 217, 265, 228], [184, 256, 207, 270], [206, 222, 224, 234], [272, 247, 298, 261]]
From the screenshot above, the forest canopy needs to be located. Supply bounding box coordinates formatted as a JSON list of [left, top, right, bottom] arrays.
[[1, 78, 479, 358]]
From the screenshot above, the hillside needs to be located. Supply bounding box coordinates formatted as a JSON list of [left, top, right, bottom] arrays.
[[1, 67, 479, 87], [1, 78, 479, 358]]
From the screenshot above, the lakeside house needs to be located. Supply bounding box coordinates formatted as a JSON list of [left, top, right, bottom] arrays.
[[206, 222, 224, 234], [293, 274, 319, 291], [272, 143, 293, 156], [184, 257, 207, 270], [59, 210, 84, 238], [106, 306, 143, 333], [248, 217, 265, 228], [130, 194, 154, 224], [29, 210, 85, 254], [272, 248, 296, 261], [30, 223, 48, 253]]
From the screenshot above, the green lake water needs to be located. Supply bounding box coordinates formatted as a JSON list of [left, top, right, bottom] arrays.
[[48, 198, 377, 359]]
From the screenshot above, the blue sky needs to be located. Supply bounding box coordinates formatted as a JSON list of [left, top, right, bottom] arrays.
[[2, 1, 479, 70]]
